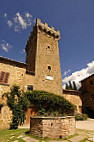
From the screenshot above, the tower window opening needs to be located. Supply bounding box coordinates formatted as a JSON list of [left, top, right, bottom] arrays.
[[47, 46, 50, 49], [48, 66, 51, 70], [27, 85, 33, 91]]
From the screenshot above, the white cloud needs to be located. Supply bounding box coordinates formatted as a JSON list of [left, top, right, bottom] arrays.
[[13, 11, 33, 32], [63, 61, 94, 89], [4, 13, 7, 18], [14, 25, 20, 32], [7, 20, 13, 27], [0, 40, 12, 52], [6, 12, 33, 32], [64, 69, 71, 76], [21, 49, 25, 54], [25, 11, 32, 18], [2, 46, 8, 52], [22, 49, 25, 52], [14, 12, 27, 30]]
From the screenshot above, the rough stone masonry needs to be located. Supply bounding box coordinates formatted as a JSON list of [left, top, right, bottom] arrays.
[[30, 116, 76, 138]]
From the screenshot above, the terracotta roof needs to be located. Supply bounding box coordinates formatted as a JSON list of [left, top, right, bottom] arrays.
[[0, 56, 27, 68]]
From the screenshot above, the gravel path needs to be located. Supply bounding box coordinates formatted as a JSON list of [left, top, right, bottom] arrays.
[[76, 118, 94, 131]]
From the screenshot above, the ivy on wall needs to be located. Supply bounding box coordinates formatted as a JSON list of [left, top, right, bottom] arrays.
[[2, 86, 30, 129]]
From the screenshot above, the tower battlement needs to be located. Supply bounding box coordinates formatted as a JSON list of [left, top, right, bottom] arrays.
[[36, 18, 60, 39], [26, 18, 60, 51]]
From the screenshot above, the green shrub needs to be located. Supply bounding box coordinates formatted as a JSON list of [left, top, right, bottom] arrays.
[[75, 112, 88, 121], [25, 90, 75, 116]]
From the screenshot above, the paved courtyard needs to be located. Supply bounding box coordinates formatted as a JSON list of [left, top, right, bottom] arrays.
[[12, 129, 94, 142], [12, 119, 94, 142], [76, 118, 94, 131]]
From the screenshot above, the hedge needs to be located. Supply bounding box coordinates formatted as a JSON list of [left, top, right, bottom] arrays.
[[25, 90, 75, 116]]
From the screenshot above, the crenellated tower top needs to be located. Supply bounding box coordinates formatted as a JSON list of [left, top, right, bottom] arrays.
[[36, 18, 60, 39], [26, 18, 60, 51]]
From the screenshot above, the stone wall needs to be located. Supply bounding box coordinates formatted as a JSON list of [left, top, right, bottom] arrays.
[[80, 92, 94, 115], [0, 105, 12, 130], [30, 116, 76, 138], [0, 58, 34, 98], [63, 89, 82, 113], [80, 75, 94, 116], [34, 19, 62, 96], [81, 75, 94, 92], [0, 58, 35, 130], [26, 19, 62, 96]]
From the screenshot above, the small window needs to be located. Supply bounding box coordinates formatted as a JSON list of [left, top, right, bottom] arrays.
[[27, 85, 33, 91], [4, 73, 10, 83], [47, 46, 50, 49], [0, 71, 10, 84], [90, 80, 93, 85], [48, 66, 51, 70], [0, 72, 5, 83]]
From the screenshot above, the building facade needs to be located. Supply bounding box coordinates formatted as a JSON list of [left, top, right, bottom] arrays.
[[80, 74, 94, 117], [63, 89, 82, 113]]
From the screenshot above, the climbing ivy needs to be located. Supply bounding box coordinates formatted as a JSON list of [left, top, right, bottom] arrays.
[[2, 85, 30, 129]]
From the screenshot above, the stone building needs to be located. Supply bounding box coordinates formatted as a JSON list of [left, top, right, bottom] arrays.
[[0, 18, 62, 98], [63, 89, 82, 113], [80, 74, 94, 117], [0, 18, 82, 129]]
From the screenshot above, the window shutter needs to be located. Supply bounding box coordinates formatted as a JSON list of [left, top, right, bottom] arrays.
[[0, 72, 5, 83], [4, 72, 10, 83]]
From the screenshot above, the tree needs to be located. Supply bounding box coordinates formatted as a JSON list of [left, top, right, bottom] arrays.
[[65, 81, 78, 90], [69, 81, 73, 90], [73, 81, 77, 90], [65, 83, 69, 89]]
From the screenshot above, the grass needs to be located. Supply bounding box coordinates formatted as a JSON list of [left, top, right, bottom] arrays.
[[0, 129, 27, 142], [0, 128, 93, 142], [26, 133, 79, 142], [0, 128, 78, 142], [79, 138, 88, 142], [64, 133, 78, 140]]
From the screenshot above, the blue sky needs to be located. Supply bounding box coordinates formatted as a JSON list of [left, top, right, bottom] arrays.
[[0, 0, 94, 88]]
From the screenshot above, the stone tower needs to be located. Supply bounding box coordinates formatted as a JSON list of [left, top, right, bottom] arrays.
[[25, 19, 62, 96]]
